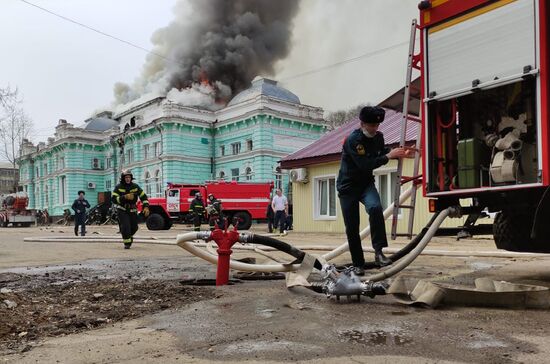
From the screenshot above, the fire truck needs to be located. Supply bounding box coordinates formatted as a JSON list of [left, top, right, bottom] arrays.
[[416, 0, 549, 251], [0, 192, 36, 227], [141, 180, 274, 231]]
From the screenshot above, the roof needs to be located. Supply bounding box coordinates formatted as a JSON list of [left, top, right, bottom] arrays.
[[227, 77, 300, 106], [378, 77, 421, 116], [280, 108, 419, 169], [82, 117, 119, 132]]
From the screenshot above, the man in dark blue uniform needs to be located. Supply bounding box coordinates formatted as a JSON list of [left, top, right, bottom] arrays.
[[71, 190, 90, 236], [337, 106, 409, 275]]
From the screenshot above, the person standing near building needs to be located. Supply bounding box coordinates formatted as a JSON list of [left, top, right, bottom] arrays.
[[189, 192, 205, 231], [337, 106, 410, 275], [207, 193, 224, 230], [71, 190, 90, 236], [271, 188, 288, 236], [111, 170, 150, 249]]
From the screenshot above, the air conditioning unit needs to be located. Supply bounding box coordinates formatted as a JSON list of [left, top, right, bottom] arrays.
[[87, 182, 96, 189], [289, 168, 308, 183], [91, 158, 102, 170]]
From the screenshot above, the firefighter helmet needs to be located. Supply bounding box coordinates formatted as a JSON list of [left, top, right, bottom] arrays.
[[195, 192, 202, 198], [120, 170, 134, 182], [208, 193, 215, 200]]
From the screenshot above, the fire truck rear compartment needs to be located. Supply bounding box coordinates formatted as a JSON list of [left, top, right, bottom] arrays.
[[427, 78, 539, 193]]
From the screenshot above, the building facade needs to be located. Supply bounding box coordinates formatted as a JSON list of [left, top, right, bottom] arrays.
[[0, 162, 18, 194], [17, 78, 327, 216]]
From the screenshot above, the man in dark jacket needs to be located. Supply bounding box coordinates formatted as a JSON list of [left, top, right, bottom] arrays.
[[337, 106, 409, 275], [111, 170, 150, 249], [207, 193, 223, 230], [266, 197, 275, 233], [71, 190, 90, 236], [189, 192, 205, 231]]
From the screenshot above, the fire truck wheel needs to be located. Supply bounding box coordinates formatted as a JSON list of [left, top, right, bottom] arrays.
[[232, 211, 252, 230], [146, 213, 166, 230], [493, 210, 533, 252]]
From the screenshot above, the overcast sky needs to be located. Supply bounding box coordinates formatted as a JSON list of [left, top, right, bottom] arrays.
[[1, 0, 418, 144]]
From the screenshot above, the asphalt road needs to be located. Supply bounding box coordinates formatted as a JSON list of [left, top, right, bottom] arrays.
[[1, 223, 550, 363]]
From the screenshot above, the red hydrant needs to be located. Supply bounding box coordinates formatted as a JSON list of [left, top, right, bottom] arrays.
[[210, 225, 240, 286]]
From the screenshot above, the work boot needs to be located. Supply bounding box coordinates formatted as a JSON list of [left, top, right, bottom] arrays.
[[124, 243, 132, 249], [352, 266, 365, 276], [375, 250, 392, 267], [74, 228, 78, 237]]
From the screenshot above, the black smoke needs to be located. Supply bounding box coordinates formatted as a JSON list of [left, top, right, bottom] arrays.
[[114, 0, 301, 105]]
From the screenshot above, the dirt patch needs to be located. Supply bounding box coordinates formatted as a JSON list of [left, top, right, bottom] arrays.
[[0, 272, 214, 355]]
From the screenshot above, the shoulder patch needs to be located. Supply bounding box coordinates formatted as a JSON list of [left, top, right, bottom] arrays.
[[356, 144, 366, 155]]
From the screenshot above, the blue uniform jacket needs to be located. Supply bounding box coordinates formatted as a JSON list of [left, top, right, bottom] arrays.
[[337, 129, 390, 195]]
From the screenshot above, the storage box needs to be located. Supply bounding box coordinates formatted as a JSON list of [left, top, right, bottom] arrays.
[[457, 138, 486, 188]]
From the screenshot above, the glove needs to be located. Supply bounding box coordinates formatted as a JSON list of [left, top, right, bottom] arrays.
[[124, 193, 135, 201], [76, 210, 81, 214], [143, 206, 150, 217]]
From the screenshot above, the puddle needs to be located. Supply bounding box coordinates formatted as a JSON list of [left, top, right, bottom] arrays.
[[469, 262, 499, 271], [465, 333, 507, 349], [339, 329, 412, 346]]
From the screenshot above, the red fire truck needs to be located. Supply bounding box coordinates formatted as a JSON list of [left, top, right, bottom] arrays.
[[141, 180, 273, 231], [417, 0, 549, 251], [0, 192, 36, 227]]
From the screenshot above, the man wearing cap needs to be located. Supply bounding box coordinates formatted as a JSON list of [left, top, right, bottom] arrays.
[[337, 106, 410, 275], [71, 190, 90, 236], [111, 170, 150, 249]]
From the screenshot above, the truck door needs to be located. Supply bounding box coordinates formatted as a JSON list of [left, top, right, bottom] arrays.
[[167, 189, 180, 212]]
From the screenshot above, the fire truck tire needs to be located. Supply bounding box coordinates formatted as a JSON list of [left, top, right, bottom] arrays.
[[232, 211, 252, 230], [146, 213, 166, 230], [493, 211, 533, 252]]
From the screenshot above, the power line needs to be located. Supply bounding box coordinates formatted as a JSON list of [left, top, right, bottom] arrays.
[[18, 0, 179, 66], [279, 40, 410, 82], [19, 0, 417, 90]]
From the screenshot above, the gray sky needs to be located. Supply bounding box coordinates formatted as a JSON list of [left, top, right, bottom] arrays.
[[1, 0, 418, 144]]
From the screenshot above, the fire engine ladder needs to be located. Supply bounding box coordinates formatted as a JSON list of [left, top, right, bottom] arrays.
[[390, 19, 423, 240]]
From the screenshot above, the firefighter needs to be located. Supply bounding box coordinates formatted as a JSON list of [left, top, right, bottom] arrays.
[[207, 193, 224, 230], [111, 170, 150, 249], [71, 190, 90, 236], [337, 106, 410, 275], [189, 192, 205, 231]]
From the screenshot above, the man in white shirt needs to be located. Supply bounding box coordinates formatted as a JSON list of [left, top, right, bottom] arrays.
[[271, 189, 288, 235]]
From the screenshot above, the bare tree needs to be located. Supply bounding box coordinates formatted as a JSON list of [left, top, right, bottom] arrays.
[[0, 88, 33, 191], [0, 86, 17, 108], [325, 104, 366, 130]]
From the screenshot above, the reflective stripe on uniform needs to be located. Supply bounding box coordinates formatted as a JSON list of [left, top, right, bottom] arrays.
[[123, 238, 132, 243]]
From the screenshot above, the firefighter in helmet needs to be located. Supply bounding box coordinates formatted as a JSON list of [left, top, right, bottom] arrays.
[[206, 193, 224, 230], [111, 170, 150, 249], [189, 192, 205, 231]]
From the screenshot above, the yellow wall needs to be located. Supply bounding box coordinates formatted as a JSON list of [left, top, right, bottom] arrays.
[[290, 159, 482, 234]]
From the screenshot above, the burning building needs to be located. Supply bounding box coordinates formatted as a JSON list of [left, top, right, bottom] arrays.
[[17, 78, 327, 216]]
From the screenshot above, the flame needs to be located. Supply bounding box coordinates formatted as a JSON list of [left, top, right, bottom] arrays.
[[198, 69, 210, 86]]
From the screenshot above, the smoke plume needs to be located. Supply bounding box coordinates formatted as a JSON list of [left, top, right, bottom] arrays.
[[114, 0, 301, 109]]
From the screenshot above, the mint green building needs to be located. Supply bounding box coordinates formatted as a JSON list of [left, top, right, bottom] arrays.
[[17, 78, 327, 217]]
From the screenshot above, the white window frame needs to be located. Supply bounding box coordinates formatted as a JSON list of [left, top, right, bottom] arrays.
[[153, 141, 161, 157], [313, 174, 337, 220], [144, 171, 151, 195], [245, 167, 253, 181], [374, 167, 401, 219], [231, 142, 241, 155], [231, 168, 240, 181], [59, 176, 66, 205], [143, 144, 150, 160]]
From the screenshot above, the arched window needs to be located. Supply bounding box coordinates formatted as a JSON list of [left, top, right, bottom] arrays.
[[144, 171, 151, 195], [219, 171, 225, 180], [154, 170, 161, 196], [245, 167, 253, 181]]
